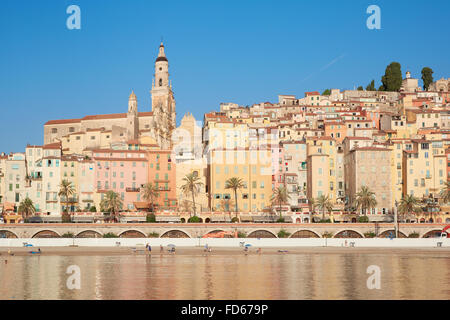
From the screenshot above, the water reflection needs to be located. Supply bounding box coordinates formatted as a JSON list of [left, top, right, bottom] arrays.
[[0, 252, 449, 300]]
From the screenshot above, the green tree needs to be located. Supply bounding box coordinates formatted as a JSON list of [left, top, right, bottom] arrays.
[[366, 80, 376, 91], [439, 181, 450, 204], [354, 186, 377, 216], [322, 89, 331, 96], [271, 186, 290, 219], [141, 182, 160, 212], [357, 86, 364, 91], [225, 177, 245, 216], [421, 67, 434, 91], [316, 194, 333, 221], [100, 190, 123, 222], [398, 195, 422, 221], [89, 206, 97, 213], [180, 172, 204, 217], [381, 62, 402, 91], [18, 197, 36, 221], [58, 179, 75, 223]]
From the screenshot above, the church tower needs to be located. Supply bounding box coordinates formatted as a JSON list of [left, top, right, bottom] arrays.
[[151, 42, 176, 149], [127, 91, 139, 141]]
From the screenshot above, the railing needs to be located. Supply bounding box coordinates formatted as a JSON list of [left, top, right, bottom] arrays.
[[126, 188, 140, 192]]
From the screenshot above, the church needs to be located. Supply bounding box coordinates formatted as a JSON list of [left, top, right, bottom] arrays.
[[43, 43, 177, 154]]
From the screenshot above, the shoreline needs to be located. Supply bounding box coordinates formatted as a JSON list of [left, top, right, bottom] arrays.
[[1, 246, 450, 257]]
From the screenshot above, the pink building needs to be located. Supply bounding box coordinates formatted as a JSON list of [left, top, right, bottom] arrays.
[[93, 149, 149, 211]]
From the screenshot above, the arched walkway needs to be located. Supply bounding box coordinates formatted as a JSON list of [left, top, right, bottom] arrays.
[[32, 230, 61, 238], [161, 230, 191, 238], [0, 230, 18, 238], [247, 230, 277, 238], [334, 230, 363, 238], [119, 230, 146, 238], [290, 230, 320, 238], [76, 230, 102, 238], [378, 230, 407, 238], [422, 230, 443, 238]]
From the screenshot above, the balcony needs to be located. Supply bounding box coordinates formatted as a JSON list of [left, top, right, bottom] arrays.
[[126, 187, 140, 192]]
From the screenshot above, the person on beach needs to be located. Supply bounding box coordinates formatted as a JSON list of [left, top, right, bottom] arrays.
[[257, 248, 261, 254], [147, 244, 151, 253], [38, 248, 41, 254], [160, 245, 163, 253], [204, 244, 209, 252]]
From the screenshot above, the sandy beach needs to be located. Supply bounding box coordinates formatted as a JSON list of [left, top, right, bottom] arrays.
[[1, 246, 449, 257]]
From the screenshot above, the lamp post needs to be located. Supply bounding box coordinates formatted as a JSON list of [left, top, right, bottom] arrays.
[[394, 200, 399, 238]]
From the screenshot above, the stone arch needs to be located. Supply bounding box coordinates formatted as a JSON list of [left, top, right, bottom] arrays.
[[422, 229, 443, 238], [76, 230, 102, 238], [303, 217, 310, 223], [247, 230, 277, 238], [290, 230, 320, 238], [334, 230, 363, 238], [160, 230, 191, 238], [0, 230, 18, 239], [32, 230, 61, 238], [446, 218, 450, 224], [119, 230, 146, 238], [378, 230, 407, 238], [181, 218, 186, 223], [205, 218, 211, 223], [295, 218, 301, 223]]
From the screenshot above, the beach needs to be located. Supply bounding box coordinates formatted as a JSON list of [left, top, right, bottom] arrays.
[[1, 245, 449, 256]]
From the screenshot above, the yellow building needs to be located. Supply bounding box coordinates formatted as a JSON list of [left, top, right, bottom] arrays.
[[402, 139, 446, 199], [306, 136, 337, 203], [208, 148, 272, 213]]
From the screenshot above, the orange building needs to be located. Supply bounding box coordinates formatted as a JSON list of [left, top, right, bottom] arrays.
[[147, 150, 177, 210]]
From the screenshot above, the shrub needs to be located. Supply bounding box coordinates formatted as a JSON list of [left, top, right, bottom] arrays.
[[62, 232, 74, 238], [148, 232, 159, 238], [322, 231, 334, 238], [103, 232, 118, 238], [237, 231, 247, 238], [89, 206, 97, 213], [358, 216, 369, 223], [277, 229, 291, 238], [408, 232, 420, 238], [188, 216, 201, 223], [364, 232, 376, 238], [231, 217, 239, 223], [318, 219, 331, 223], [146, 213, 156, 223], [62, 213, 72, 223], [277, 217, 285, 223]]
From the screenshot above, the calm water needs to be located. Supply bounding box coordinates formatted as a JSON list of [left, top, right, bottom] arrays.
[[1, 252, 450, 300]]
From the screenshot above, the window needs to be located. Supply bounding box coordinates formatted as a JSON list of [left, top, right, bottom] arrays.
[[51, 128, 57, 134]]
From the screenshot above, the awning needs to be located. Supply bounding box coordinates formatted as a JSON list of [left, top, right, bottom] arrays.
[[155, 216, 181, 223], [369, 216, 394, 222], [239, 215, 254, 222], [210, 216, 232, 222], [120, 216, 147, 223], [41, 216, 62, 223], [253, 216, 278, 223], [72, 216, 96, 222]]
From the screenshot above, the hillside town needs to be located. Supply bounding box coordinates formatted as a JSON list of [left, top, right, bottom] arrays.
[[1, 43, 450, 224]]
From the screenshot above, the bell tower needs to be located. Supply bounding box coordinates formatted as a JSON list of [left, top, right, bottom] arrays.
[[151, 42, 176, 149], [127, 91, 139, 141]]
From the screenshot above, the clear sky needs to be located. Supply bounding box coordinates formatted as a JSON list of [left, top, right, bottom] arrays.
[[0, 0, 449, 152]]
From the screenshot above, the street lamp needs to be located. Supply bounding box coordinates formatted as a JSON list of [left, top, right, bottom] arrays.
[[394, 200, 399, 238]]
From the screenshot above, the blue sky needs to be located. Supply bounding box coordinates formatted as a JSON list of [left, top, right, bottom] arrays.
[[0, 0, 449, 152]]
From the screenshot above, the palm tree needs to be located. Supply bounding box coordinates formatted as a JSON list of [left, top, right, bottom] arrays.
[[141, 183, 160, 213], [100, 190, 123, 222], [316, 194, 333, 221], [398, 194, 422, 222], [354, 186, 377, 216], [178, 200, 192, 213], [180, 172, 204, 217], [225, 177, 245, 216], [58, 179, 75, 222], [271, 186, 290, 219], [18, 197, 36, 221], [439, 181, 450, 204]]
